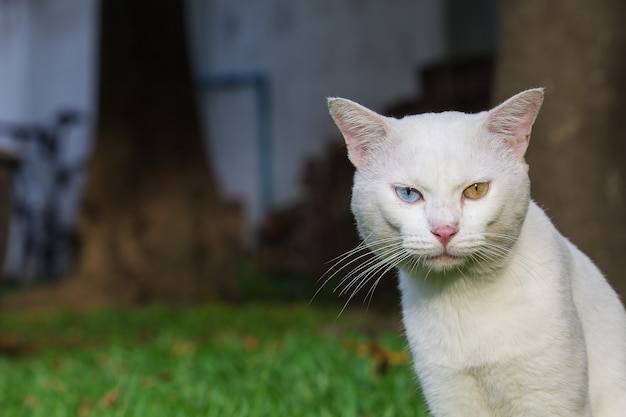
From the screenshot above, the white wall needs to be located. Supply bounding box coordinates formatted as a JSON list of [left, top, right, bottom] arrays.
[[0, 0, 100, 281], [0, 1, 31, 125], [0, 0, 99, 127], [186, 0, 447, 231]]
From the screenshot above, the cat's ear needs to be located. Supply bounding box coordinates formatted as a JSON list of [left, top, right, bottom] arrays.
[[328, 97, 389, 168], [485, 88, 544, 157]]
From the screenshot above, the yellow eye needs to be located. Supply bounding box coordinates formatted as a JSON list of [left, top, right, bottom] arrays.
[[463, 182, 489, 199]]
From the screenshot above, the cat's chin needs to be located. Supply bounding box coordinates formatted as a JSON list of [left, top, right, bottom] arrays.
[[399, 252, 467, 274], [426, 253, 466, 270]]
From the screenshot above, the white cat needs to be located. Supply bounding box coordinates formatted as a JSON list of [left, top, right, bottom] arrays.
[[328, 89, 626, 417]]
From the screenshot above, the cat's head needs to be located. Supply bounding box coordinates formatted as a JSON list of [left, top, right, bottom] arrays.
[[328, 89, 543, 277]]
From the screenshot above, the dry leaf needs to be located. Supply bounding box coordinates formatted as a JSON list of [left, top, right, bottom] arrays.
[[77, 396, 93, 417], [44, 378, 67, 394], [98, 389, 120, 408], [343, 336, 410, 375], [170, 340, 197, 356], [23, 395, 40, 409], [243, 336, 259, 352], [142, 370, 172, 388]]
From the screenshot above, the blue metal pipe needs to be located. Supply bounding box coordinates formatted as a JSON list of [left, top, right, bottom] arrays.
[[196, 72, 273, 212]]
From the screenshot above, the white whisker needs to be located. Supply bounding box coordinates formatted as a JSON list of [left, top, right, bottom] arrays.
[[311, 236, 404, 306], [315, 227, 546, 314], [337, 244, 403, 296]]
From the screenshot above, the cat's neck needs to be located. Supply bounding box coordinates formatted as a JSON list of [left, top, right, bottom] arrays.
[[400, 262, 504, 301]]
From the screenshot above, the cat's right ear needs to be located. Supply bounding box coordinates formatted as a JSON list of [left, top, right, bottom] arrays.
[[328, 97, 389, 169], [485, 88, 544, 158]]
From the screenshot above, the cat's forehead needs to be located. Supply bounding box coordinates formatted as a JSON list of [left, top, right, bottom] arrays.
[[394, 111, 486, 140], [391, 112, 488, 157], [381, 111, 495, 185]]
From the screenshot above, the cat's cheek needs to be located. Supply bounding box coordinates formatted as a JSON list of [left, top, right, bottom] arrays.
[[378, 204, 410, 238], [351, 192, 400, 243]]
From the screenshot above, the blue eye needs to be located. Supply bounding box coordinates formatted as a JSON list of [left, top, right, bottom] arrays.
[[395, 186, 422, 203]]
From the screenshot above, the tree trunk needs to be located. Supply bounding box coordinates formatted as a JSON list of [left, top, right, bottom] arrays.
[[3, 1, 242, 310], [493, 0, 626, 296]]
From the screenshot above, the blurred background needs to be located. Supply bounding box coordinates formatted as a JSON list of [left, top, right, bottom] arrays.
[[0, 0, 624, 311]]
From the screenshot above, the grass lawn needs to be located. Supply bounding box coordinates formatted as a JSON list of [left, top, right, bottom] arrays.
[[0, 303, 429, 416]]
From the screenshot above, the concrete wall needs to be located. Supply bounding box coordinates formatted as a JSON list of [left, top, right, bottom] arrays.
[[0, 0, 99, 281], [186, 0, 447, 229], [0, 0, 99, 127]]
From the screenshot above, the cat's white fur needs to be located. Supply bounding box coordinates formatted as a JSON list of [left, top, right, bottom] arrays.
[[328, 89, 626, 416]]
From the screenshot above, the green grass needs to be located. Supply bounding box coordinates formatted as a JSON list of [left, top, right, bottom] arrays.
[[0, 303, 429, 416]]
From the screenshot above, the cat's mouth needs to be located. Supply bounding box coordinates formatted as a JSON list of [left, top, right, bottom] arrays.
[[432, 253, 458, 262], [418, 250, 468, 270], [402, 240, 469, 270], [428, 252, 463, 265]]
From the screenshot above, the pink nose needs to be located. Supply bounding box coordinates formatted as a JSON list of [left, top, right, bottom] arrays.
[[432, 226, 458, 247]]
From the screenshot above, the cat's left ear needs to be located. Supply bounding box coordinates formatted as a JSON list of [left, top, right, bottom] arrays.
[[485, 88, 544, 158], [328, 97, 390, 169]]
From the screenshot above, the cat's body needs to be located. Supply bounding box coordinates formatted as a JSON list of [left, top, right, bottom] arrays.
[[399, 201, 626, 416], [328, 89, 626, 416]]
